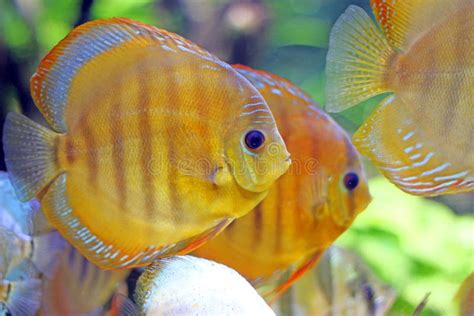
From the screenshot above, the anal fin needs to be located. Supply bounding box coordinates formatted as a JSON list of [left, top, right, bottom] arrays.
[[265, 250, 324, 304], [40, 174, 234, 270], [354, 96, 473, 196]]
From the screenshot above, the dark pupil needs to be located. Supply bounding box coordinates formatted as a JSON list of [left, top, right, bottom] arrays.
[[245, 130, 265, 150], [344, 172, 359, 190]]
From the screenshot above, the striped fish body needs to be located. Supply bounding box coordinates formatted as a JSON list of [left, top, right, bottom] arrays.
[[326, 1, 474, 196], [3, 19, 290, 269], [194, 66, 371, 287]]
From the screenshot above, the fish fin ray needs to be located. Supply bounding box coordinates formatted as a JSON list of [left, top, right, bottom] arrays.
[[108, 294, 139, 316], [1, 279, 42, 316], [41, 243, 129, 315], [31, 231, 66, 278], [40, 174, 144, 269], [370, 0, 472, 50], [30, 18, 224, 132], [31, 207, 55, 236], [266, 250, 324, 304], [325, 5, 394, 112], [353, 96, 473, 196], [3, 112, 61, 201]]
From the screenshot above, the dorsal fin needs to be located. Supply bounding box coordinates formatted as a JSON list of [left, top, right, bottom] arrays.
[[30, 18, 225, 133], [233, 64, 313, 105], [370, 0, 472, 50]]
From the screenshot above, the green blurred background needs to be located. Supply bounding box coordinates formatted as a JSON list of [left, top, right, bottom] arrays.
[[0, 0, 472, 315]]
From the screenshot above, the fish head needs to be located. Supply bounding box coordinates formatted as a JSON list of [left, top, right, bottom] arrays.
[[326, 142, 371, 227], [224, 84, 291, 193]]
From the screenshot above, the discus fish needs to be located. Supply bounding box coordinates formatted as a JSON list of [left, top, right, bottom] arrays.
[[109, 256, 274, 316], [3, 18, 290, 269], [39, 242, 129, 316], [326, 0, 474, 196], [273, 247, 396, 316], [194, 66, 371, 297]]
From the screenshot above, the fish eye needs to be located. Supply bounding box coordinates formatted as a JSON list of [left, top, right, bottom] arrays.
[[244, 130, 265, 150], [343, 172, 359, 191]]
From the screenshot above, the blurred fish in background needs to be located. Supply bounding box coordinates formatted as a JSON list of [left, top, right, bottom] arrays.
[[272, 246, 395, 316], [326, 0, 474, 196], [38, 243, 129, 316], [455, 272, 474, 316], [0, 172, 64, 315]]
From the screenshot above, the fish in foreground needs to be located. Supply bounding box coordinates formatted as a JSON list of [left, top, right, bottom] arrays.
[[326, 0, 474, 196], [108, 256, 275, 316], [3, 18, 291, 269], [273, 247, 396, 316], [38, 242, 129, 316], [194, 66, 371, 298]]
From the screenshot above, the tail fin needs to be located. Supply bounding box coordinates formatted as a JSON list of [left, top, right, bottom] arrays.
[[3, 112, 61, 201], [325, 5, 395, 112], [1, 279, 42, 316]]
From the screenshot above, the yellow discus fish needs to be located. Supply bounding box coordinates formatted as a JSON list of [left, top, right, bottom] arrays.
[[3, 18, 290, 270], [326, 0, 474, 196], [194, 66, 371, 297]]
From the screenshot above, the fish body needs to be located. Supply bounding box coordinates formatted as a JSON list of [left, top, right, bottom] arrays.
[[272, 247, 396, 316], [3, 18, 290, 269], [194, 66, 371, 295], [134, 256, 274, 316], [326, 0, 474, 196]]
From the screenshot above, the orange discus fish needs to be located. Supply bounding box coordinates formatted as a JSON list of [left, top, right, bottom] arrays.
[[194, 66, 371, 297], [326, 0, 474, 196], [3, 18, 291, 270]]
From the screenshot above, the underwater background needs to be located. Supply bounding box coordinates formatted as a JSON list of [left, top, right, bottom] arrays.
[[0, 0, 472, 315]]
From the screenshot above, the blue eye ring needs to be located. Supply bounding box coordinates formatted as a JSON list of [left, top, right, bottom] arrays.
[[343, 172, 359, 191], [245, 130, 265, 150]]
